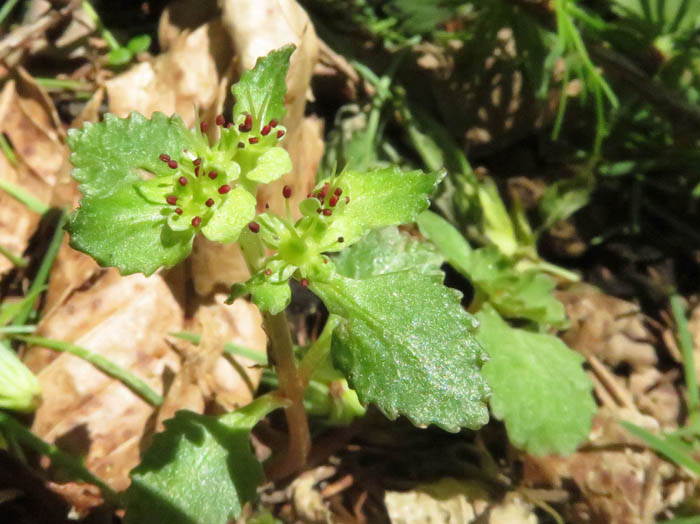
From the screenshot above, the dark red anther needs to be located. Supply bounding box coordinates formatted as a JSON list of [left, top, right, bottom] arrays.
[[192, 216, 202, 227], [244, 114, 252, 128], [318, 183, 329, 200], [238, 124, 247, 132], [337, 236, 344, 243], [178, 176, 188, 186], [194, 166, 200, 176], [175, 207, 183, 215], [282, 185, 292, 198], [323, 209, 332, 216], [249, 137, 259, 144], [265, 203, 270, 209], [218, 184, 231, 194], [300, 278, 309, 288], [269, 119, 278, 128], [329, 195, 338, 207], [200, 121, 208, 133], [166, 195, 178, 205], [261, 125, 271, 136], [205, 198, 215, 207], [276, 129, 285, 138], [168, 159, 178, 169], [345, 196, 350, 204], [264, 269, 272, 276], [159, 153, 170, 162], [334, 187, 342, 196], [215, 114, 225, 126], [193, 157, 202, 166], [248, 221, 260, 233], [208, 171, 218, 180], [237, 142, 245, 148], [316, 208, 322, 214]]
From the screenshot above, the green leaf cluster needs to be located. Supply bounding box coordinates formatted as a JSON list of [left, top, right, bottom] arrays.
[[67, 47, 295, 275]]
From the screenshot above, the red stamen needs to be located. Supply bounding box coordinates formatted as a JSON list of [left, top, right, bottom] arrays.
[[264, 269, 272, 276], [248, 222, 260, 233], [215, 114, 225, 126], [192, 216, 201, 227], [194, 166, 200, 176], [249, 137, 259, 144], [193, 158, 202, 166], [300, 278, 309, 288], [168, 160, 178, 169], [200, 121, 208, 133], [159, 153, 170, 162], [334, 187, 342, 196], [329, 195, 338, 207], [323, 209, 332, 216], [345, 196, 350, 203], [261, 125, 271, 136], [337, 236, 344, 243], [276, 129, 285, 139], [218, 184, 231, 194], [178, 176, 188, 186], [318, 183, 330, 200], [208, 171, 218, 180], [166, 195, 178, 205], [175, 208, 183, 215], [244, 114, 252, 128], [205, 198, 215, 207], [269, 119, 278, 128], [283, 185, 292, 198], [238, 142, 245, 148]]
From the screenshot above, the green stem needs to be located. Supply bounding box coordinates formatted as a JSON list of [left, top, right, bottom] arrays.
[[34, 77, 92, 91], [0, 325, 35, 334], [0, 411, 120, 505], [238, 229, 310, 479], [12, 211, 65, 326], [81, 0, 121, 51], [170, 331, 267, 365], [0, 0, 20, 26], [670, 294, 700, 429], [0, 133, 17, 167], [0, 243, 27, 268], [0, 178, 49, 214], [14, 335, 162, 407]]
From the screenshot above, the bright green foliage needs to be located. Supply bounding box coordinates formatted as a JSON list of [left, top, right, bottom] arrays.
[[475, 306, 596, 455], [310, 167, 443, 250], [232, 46, 294, 127], [125, 395, 284, 524], [311, 271, 490, 432], [418, 211, 567, 326], [232, 167, 442, 313], [333, 226, 443, 280], [67, 47, 295, 275], [0, 340, 40, 412]]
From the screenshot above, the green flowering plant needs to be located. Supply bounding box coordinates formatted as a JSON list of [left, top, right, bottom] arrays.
[[63, 45, 593, 524]]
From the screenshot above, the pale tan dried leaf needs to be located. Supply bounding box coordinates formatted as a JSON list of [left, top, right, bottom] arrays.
[[25, 271, 184, 491], [106, 20, 232, 125], [157, 0, 219, 52], [385, 478, 490, 524], [0, 79, 69, 187]]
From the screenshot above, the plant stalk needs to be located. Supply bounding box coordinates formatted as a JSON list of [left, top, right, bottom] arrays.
[[238, 229, 311, 479]]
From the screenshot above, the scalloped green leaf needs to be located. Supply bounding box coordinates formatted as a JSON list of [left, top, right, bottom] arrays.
[[475, 306, 596, 456], [316, 167, 443, 250], [201, 186, 257, 243], [334, 226, 443, 280], [311, 270, 490, 432], [68, 112, 191, 198], [125, 396, 284, 524], [67, 184, 194, 276], [232, 45, 294, 125]]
